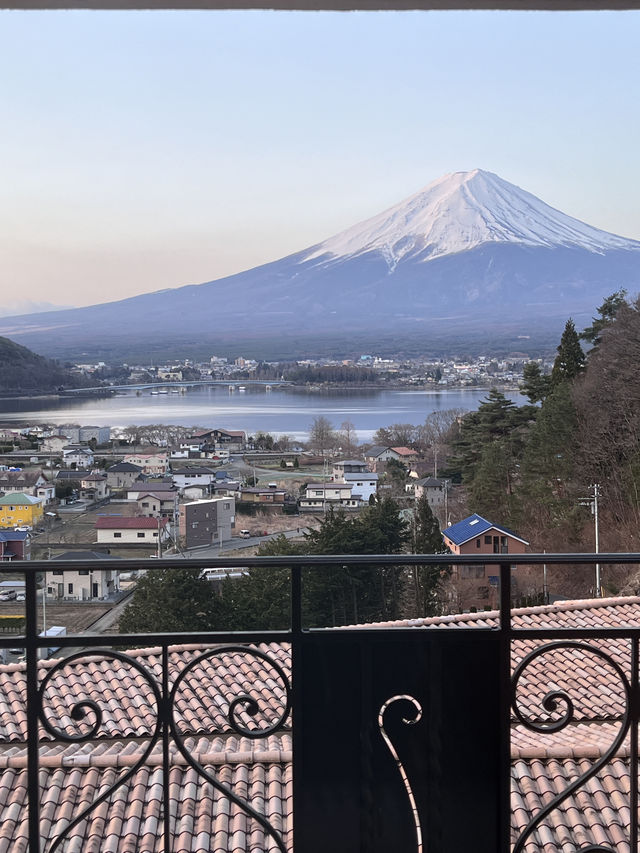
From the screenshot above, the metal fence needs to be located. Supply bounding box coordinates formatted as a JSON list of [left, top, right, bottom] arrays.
[[1, 551, 638, 852]]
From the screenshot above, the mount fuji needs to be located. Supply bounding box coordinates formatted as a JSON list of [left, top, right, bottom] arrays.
[[3, 169, 640, 360]]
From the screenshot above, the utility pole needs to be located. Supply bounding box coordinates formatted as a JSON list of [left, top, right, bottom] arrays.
[[592, 483, 601, 597]]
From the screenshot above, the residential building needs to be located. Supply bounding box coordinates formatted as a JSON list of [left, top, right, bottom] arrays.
[[106, 462, 143, 489], [77, 473, 109, 502], [0, 470, 54, 505], [0, 529, 29, 560], [40, 435, 70, 454], [0, 493, 43, 529], [46, 551, 120, 601], [171, 467, 218, 490], [62, 446, 95, 468], [331, 459, 369, 478], [442, 513, 528, 610], [178, 497, 235, 548], [95, 516, 169, 544], [299, 482, 360, 511], [210, 429, 246, 453], [364, 445, 419, 472], [56, 425, 111, 445], [126, 481, 177, 501], [412, 476, 450, 522], [123, 453, 169, 476], [135, 490, 179, 519], [238, 487, 286, 504], [332, 460, 378, 503]]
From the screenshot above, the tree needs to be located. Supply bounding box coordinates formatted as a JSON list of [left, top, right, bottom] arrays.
[[385, 457, 408, 491], [308, 416, 335, 456], [373, 423, 419, 447], [338, 420, 358, 456], [520, 362, 551, 405], [551, 319, 585, 387], [411, 495, 448, 616], [412, 494, 443, 554], [119, 569, 227, 633], [580, 289, 628, 351]]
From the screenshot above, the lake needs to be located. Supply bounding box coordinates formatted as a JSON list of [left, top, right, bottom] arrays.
[[0, 385, 525, 442]]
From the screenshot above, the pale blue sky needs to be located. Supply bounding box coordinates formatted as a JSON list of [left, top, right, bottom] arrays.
[[1, 9, 639, 310]]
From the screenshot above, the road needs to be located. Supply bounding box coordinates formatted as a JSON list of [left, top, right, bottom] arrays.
[[163, 526, 315, 560]]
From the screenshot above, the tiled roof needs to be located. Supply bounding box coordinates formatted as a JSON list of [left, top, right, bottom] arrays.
[[0, 736, 291, 853], [94, 517, 168, 530], [442, 512, 529, 546], [1, 599, 638, 850], [0, 643, 291, 743], [107, 462, 143, 473], [363, 445, 389, 458]]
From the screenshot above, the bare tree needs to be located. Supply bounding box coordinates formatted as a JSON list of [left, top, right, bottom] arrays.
[[338, 420, 358, 456], [308, 416, 336, 457]]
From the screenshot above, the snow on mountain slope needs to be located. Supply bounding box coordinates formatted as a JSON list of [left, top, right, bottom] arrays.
[[304, 169, 640, 270]]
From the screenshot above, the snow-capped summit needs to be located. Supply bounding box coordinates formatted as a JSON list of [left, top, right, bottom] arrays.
[[305, 169, 640, 270], [2, 169, 640, 359]]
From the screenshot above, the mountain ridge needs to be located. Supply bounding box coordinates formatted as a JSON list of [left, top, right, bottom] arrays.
[[2, 169, 639, 361]]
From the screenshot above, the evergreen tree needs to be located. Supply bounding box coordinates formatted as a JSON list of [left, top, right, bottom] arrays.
[[580, 289, 628, 351], [521, 362, 551, 404], [412, 494, 443, 554], [470, 440, 514, 522], [119, 568, 227, 633], [411, 494, 448, 617], [551, 319, 585, 387]]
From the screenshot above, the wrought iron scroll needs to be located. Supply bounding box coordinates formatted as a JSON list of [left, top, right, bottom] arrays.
[[378, 694, 423, 853], [511, 641, 631, 853], [169, 645, 292, 853], [38, 650, 163, 853]]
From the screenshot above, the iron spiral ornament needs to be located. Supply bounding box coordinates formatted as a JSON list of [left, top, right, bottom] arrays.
[[511, 641, 631, 853]]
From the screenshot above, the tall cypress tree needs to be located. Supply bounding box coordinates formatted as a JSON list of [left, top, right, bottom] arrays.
[[551, 319, 585, 387]]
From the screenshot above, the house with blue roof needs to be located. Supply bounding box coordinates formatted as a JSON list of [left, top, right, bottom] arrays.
[[442, 513, 529, 610], [0, 529, 29, 561]]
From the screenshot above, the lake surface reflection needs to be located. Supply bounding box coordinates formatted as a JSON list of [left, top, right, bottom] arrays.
[[0, 385, 525, 442]]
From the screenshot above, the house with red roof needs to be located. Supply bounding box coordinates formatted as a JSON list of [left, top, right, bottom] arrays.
[[94, 515, 169, 544]]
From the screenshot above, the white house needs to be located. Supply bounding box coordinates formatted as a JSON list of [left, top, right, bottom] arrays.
[[299, 482, 361, 512], [95, 516, 169, 544], [171, 467, 218, 490], [46, 551, 120, 601], [62, 446, 95, 468], [341, 472, 378, 503]]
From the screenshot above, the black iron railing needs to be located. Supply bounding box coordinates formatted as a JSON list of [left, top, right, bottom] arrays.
[[1, 552, 639, 852]]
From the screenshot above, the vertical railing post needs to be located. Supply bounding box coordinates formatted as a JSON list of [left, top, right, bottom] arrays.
[[162, 644, 171, 853], [291, 562, 302, 852], [499, 560, 512, 853], [25, 566, 41, 853], [631, 637, 638, 851]]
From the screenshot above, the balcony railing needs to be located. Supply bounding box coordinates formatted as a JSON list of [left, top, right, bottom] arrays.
[[1, 551, 639, 852]]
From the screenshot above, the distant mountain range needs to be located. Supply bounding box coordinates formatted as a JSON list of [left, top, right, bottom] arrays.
[[3, 169, 639, 361]]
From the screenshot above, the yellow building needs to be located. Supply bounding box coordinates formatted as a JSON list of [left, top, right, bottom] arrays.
[[0, 492, 43, 529]]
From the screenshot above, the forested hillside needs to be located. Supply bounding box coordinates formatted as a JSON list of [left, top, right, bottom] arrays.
[[0, 335, 87, 393], [444, 291, 640, 596]]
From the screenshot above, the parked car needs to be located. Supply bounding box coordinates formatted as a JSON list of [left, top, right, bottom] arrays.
[[0, 591, 17, 601], [14, 525, 31, 532], [239, 529, 251, 538]]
